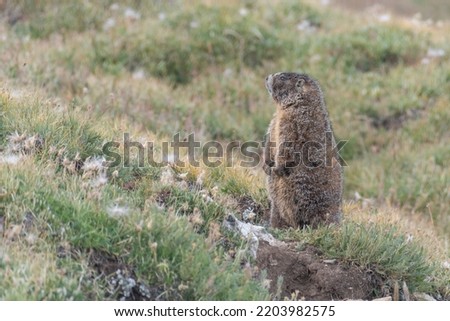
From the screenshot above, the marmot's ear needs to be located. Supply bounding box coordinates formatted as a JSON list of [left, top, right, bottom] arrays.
[[296, 79, 305, 90]]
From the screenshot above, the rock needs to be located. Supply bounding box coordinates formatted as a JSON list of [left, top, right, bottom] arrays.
[[402, 282, 411, 301], [413, 293, 436, 301], [373, 296, 392, 301], [393, 281, 400, 301], [323, 259, 337, 264], [222, 214, 284, 258]]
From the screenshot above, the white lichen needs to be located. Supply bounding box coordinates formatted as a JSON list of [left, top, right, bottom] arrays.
[[103, 18, 116, 31], [223, 214, 284, 258], [242, 208, 256, 222], [238, 8, 249, 17], [132, 69, 146, 80], [427, 48, 445, 58], [82, 156, 106, 173], [0, 153, 22, 165], [160, 168, 175, 185], [158, 12, 166, 21], [124, 7, 141, 20], [109, 269, 137, 299], [107, 204, 130, 218], [296, 20, 316, 33]]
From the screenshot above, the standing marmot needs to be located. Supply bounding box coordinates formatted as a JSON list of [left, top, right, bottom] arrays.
[[263, 72, 343, 228]]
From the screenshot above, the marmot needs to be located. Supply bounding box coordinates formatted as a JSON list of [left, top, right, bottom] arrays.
[[263, 72, 343, 228]]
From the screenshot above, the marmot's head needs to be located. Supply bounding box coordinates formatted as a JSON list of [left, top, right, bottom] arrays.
[[265, 72, 321, 108]]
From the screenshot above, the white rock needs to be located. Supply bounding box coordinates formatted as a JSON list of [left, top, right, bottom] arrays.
[[296, 20, 316, 33], [421, 57, 431, 65], [413, 293, 436, 301], [427, 48, 445, 58], [0, 153, 22, 165], [239, 8, 249, 17], [373, 296, 392, 301], [223, 68, 233, 78], [242, 208, 256, 222], [223, 214, 284, 258], [378, 14, 391, 22], [132, 69, 145, 80], [158, 12, 166, 21], [190, 21, 199, 29]]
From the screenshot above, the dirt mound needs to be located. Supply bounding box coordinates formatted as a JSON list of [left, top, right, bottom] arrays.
[[256, 241, 381, 300], [88, 249, 167, 300]]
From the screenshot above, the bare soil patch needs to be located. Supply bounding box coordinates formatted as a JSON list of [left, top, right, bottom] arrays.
[[256, 241, 383, 300], [88, 249, 167, 300]]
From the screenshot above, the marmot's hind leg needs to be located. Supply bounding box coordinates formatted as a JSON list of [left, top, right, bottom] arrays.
[[270, 203, 289, 228], [308, 208, 341, 228]]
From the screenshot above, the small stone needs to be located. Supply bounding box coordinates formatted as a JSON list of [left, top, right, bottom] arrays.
[[402, 281, 410, 301], [239, 8, 249, 17], [132, 69, 145, 80], [323, 259, 337, 264], [413, 292, 436, 301], [243, 208, 256, 222], [124, 7, 141, 20], [158, 12, 166, 21], [373, 296, 392, 301], [103, 18, 116, 31]]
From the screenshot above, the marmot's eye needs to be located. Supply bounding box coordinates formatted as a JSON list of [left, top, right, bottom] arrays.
[[296, 79, 305, 88], [280, 75, 287, 81]]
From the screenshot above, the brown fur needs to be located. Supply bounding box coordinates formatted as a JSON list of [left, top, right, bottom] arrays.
[[264, 72, 343, 228]]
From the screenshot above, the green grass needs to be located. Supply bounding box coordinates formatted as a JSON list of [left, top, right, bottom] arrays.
[[1, 0, 449, 300], [9, 1, 105, 39], [90, 4, 282, 84], [326, 25, 425, 72], [1, 95, 269, 300]]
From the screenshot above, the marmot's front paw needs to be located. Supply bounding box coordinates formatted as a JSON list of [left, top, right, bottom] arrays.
[[273, 165, 291, 177], [263, 162, 274, 175]]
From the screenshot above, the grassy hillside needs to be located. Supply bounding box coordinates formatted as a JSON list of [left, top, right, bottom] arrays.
[[335, 0, 450, 20], [1, 0, 449, 300]]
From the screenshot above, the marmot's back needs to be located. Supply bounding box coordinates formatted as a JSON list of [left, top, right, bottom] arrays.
[[264, 72, 343, 228]]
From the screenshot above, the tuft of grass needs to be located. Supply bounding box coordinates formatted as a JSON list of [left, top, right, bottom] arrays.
[[1, 95, 103, 161], [327, 25, 426, 72], [155, 185, 226, 234], [0, 243, 99, 300], [9, 1, 105, 39]]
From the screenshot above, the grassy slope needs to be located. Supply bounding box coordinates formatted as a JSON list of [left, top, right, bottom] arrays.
[[334, 0, 450, 20], [1, 0, 449, 299]]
